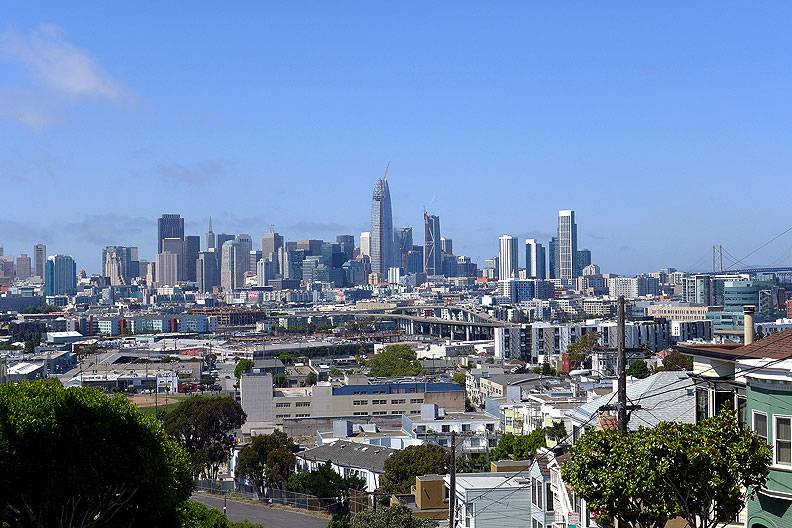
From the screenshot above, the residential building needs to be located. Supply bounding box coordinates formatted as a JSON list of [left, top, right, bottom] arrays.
[[402, 404, 499, 453], [446, 472, 532, 528], [498, 235, 518, 280], [557, 210, 578, 280], [295, 439, 396, 492], [525, 239, 546, 279]]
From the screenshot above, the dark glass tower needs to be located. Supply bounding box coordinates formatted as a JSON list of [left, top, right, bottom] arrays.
[[370, 175, 394, 274]]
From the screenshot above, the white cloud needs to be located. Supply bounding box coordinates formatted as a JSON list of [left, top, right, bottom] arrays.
[[1, 24, 126, 100]]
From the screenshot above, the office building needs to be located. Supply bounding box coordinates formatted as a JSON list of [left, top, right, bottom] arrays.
[[156, 252, 179, 287], [424, 212, 442, 276], [406, 246, 424, 274], [525, 239, 546, 279], [256, 258, 273, 287], [370, 176, 394, 274], [440, 237, 453, 256], [45, 255, 77, 296], [261, 231, 284, 274], [548, 237, 558, 279], [576, 248, 591, 273], [161, 237, 184, 280], [205, 217, 215, 251], [236, 234, 253, 273], [359, 231, 371, 257], [558, 210, 578, 279], [221, 239, 245, 291], [102, 246, 138, 286], [394, 227, 412, 269], [15, 254, 31, 280], [184, 235, 201, 282], [215, 233, 235, 251], [336, 235, 355, 262], [483, 257, 499, 280], [157, 214, 184, 254], [197, 251, 219, 293], [498, 235, 518, 280], [33, 243, 46, 278]]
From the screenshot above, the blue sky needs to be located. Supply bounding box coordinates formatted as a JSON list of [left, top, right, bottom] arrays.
[[2, 2, 792, 274]]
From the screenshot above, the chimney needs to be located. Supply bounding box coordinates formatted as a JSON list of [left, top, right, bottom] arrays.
[[743, 306, 756, 345]]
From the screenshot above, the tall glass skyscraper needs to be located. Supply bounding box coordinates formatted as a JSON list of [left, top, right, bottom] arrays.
[[558, 210, 578, 280], [45, 255, 77, 296], [157, 214, 184, 253], [424, 213, 441, 276], [370, 176, 394, 274]]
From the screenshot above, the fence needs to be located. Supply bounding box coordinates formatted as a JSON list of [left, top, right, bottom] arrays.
[[194, 479, 339, 514]]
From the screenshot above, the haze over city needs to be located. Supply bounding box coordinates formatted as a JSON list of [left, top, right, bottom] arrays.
[[3, 3, 792, 274]]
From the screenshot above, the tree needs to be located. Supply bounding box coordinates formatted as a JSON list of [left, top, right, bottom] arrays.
[[24, 332, 40, 354], [564, 332, 600, 371], [350, 505, 438, 528], [305, 371, 318, 386], [327, 514, 351, 528], [367, 345, 424, 377], [286, 461, 366, 499], [545, 421, 567, 444], [0, 380, 193, 527], [452, 371, 467, 387], [329, 367, 343, 377], [380, 444, 449, 494], [278, 353, 293, 365], [234, 358, 254, 379], [179, 499, 264, 528], [661, 350, 693, 372], [562, 409, 771, 528], [236, 431, 296, 497], [627, 358, 650, 379], [491, 430, 546, 461], [165, 395, 246, 480]]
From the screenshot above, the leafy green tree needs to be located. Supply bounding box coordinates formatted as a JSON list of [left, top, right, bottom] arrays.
[[165, 395, 246, 480], [367, 345, 424, 377], [562, 410, 771, 528], [236, 431, 296, 496], [329, 367, 343, 377], [305, 371, 318, 386], [286, 461, 366, 498], [234, 358, 254, 379], [327, 514, 351, 528], [273, 373, 287, 387], [661, 350, 693, 371], [23, 332, 40, 354], [0, 380, 193, 527], [564, 332, 600, 371], [545, 421, 567, 444], [452, 371, 467, 387], [278, 353, 293, 364], [491, 430, 546, 461], [179, 500, 264, 528], [380, 444, 449, 494], [627, 358, 650, 379], [350, 504, 438, 528]]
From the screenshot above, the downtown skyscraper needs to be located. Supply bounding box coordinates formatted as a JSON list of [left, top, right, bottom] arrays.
[[525, 239, 546, 279], [424, 212, 441, 276], [558, 209, 578, 280], [498, 235, 518, 280], [157, 214, 184, 253], [370, 175, 394, 274]]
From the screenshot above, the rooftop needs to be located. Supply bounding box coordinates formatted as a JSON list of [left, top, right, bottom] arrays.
[[296, 439, 396, 473]]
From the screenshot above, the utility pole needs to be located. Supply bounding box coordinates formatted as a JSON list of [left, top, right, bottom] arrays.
[[617, 295, 628, 434], [449, 430, 457, 528]]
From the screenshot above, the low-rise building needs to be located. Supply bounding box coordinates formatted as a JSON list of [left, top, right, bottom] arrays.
[[295, 439, 396, 492]]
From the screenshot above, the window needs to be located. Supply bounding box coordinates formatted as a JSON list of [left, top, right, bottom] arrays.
[[410, 398, 423, 404], [295, 413, 310, 418], [296, 401, 310, 407], [442, 425, 451, 432], [275, 402, 291, 408], [372, 411, 387, 416], [462, 424, 471, 432], [372, 399, 387, 405], [754, 411, 768, 442], [353, 411, 369, 416], [391, 410, 405, 415], [276, 414, 290, 419], [391, 399, 405, 404], [776, 416, 792, 466], [546, 483, 554, 511], [353, 400, 368, 406], [695, 388, 709, 422], [737, 395, 747, 427]]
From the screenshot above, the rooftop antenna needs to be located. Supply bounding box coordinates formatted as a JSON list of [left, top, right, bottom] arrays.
[[269, 224, 275, 233]]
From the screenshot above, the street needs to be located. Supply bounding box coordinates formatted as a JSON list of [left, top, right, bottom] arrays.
[[191, 492, 328, 528]]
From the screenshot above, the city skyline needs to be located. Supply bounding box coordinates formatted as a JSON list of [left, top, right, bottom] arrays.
[[4, 4, 792, 273]]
